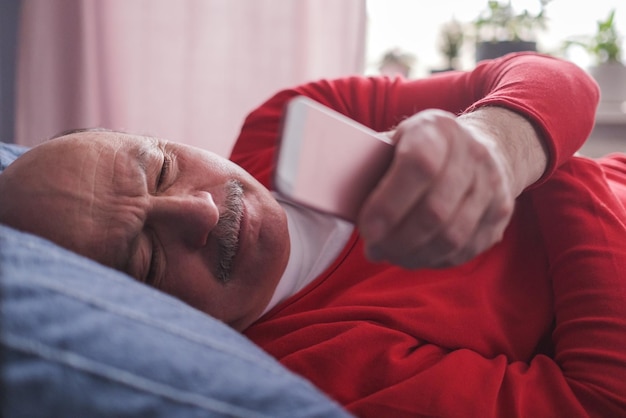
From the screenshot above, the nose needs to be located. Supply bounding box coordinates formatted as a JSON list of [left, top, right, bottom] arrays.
[[148, 191, 219, 247]]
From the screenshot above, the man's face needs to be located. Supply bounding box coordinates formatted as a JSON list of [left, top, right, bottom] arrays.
[[1, 131, 290, 330]]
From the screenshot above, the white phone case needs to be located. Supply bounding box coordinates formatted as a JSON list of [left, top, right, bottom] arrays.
[[274, 96, 394, 222]]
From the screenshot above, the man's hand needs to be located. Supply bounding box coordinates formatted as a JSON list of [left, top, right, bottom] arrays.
[[357, 107, 547, 269]]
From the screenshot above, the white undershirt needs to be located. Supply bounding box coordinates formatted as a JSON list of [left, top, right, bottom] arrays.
[[262, 193, 354, 315]]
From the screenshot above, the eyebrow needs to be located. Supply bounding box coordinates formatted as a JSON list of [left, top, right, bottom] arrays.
[[136, 137, 161, 173]]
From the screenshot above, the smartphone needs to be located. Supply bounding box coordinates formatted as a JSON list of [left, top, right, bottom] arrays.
[[274, 96, 394, 222]]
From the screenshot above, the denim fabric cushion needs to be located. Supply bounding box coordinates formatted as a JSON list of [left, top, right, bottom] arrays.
[[0, 141, 28, 172], [0, 218, 350, 414]]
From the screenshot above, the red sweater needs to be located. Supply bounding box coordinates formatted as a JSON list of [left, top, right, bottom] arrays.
[[232, 53, 626, 417]]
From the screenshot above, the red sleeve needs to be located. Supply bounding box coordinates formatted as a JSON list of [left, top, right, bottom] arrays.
[[462, 53, 600, 184], [526, 158, 626, 416], [230, 52, 599, 188], [597, 153, 626, 207]]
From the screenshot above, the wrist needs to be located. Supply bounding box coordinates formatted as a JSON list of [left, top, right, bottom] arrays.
[[459, 106, 548, 197]]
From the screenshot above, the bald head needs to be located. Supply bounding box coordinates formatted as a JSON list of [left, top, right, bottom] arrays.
[[1, 138, 92, 243], [0, 134, 139, 269]]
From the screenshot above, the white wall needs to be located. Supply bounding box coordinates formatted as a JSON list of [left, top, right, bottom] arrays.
[[366, 0, 626, 77]]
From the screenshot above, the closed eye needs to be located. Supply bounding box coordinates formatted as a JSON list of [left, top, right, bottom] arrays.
[[156, 153, 172, 190]]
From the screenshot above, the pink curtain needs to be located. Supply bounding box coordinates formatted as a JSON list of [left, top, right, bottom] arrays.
[[15, 0, 366, 156]]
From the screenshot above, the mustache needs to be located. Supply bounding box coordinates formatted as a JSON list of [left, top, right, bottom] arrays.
[[213, 179, 244, 283]]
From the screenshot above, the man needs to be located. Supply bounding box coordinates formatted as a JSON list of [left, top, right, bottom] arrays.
[[1, 52, 625, 416]]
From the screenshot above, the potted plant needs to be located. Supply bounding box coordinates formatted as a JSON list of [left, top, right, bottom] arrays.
[[432, 18, 465, 73], [563, 9, 625, 117], [473, 0, 552, 62], [378, 48, 416, 78]]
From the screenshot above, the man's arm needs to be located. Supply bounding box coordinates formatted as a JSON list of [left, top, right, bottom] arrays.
[[232, 53, 598, 192], [357, 53, 598, 269], [459, 106, 548, 198], [231, 52, 599, 269], [358, 105, 549, 268], [528, 158, 626, 416]]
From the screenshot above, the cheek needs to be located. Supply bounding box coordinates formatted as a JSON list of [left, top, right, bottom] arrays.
[[260, 201, 290, 278], [159, 255, 257, 324], [160, 256, 216, 310]]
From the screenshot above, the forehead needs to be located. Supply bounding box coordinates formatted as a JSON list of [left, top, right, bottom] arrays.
[[82, 132, 161, 169], [37, 131, 162, 175], [55, 132, 160, 270], [55, 132, 166, 192]]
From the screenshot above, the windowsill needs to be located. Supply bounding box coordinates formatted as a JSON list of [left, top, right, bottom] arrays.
[[595, 111, 626, 124], [579, 117, 626, 158]]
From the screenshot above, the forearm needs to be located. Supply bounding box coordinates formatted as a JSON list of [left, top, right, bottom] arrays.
[[459, 106, 548, 198], [530, 158, 626, 415], [462, 53, 600, 181]]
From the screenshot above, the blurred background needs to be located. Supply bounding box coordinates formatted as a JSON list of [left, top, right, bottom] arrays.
[[1, 0, 624, 157], [366, 0, 625, 76]]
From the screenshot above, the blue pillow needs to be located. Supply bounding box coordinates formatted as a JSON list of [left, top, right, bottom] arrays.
[[1, 225, 351, 417], [0, 142, 351, 417], [0, 141, 28, 172]]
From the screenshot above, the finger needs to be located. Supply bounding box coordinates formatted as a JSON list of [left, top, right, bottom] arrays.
[[421, 130, 513, 267], [358, 121, 447, 244], [417, 167, 499, 268], [437, 207, 510, 268], [432, 177, 514, 268], [367, 135, 476, 263]]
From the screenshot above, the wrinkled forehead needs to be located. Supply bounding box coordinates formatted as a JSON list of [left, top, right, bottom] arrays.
[[61, 130, 160, 170], [1, 131, 159, 271], [46, 131, 163, 198], [12, 131, 159, 177], [60, 132, 159, 267]]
